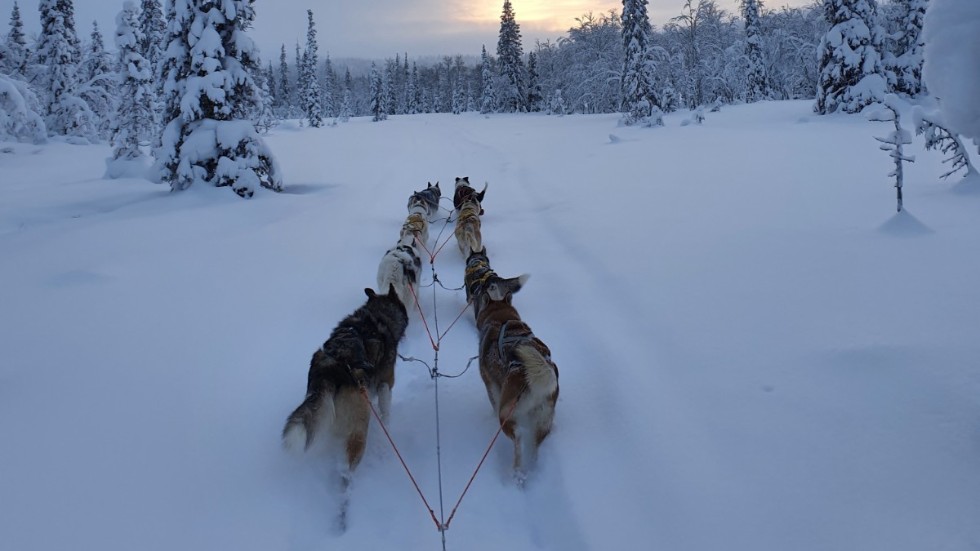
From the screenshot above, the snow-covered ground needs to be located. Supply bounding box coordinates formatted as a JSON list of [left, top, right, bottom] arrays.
[[2, 101, 979, 551]]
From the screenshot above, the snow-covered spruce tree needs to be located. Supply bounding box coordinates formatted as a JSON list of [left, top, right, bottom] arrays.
[[913, 109, 977, 180], [526, 51, 543, 112], [868, 96, 914, 212], [0, 73, 48, 143], [549, 88, 567, 116], [302, 10, 322, 127], [138, 0, 165, 142], [621, 0, 658, 125], [157, 0, 282, 197], [55, 0, 80, 60], [496, 0, 527, 112], [80, 20, 117, 140], [406, 62, 419, 114], [741, 0, 771, 101], [2, 2, 29, 77], [369, 62, 386, 121], [480, 44, 497, 114], [276, 44, 291, 116], [451, 73, 464, 114], [109, 1, 153, 169], [384, 60, 397, 115], [884, 0, 927, 97], [250, 56, 277, 133], [35, 0, 96, 139], [321, 54, 334, 118], [814, 0, 887, 114]]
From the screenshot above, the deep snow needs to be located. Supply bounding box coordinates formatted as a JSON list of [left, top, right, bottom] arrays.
[[1, 102, 979, 551]]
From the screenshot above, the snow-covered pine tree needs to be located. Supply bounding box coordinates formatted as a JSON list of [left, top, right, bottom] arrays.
[[741, 0, 771, 101], [265, 61, 277, 106], [138, 0, 165, 143], [480, 44, 497, 114], [815, 0, 887, 114], [156, 0, 282, 197], [451, 72, 464, 114], [549, 88, 567, 116], [302, 10, 322, 127], [321, 54, 334, 118], [56, 0, 80, 61], [109, 1, 153, 168], [384, 60, 397, 115], [80, 20, 117, 140], [295, 42, 306, 118], [369, 62, 386, 121], [621, 0, 658, 125], [3, 2, 29, 77], [868, 96, 914, 212], [35, 0, 96, 139], [913, 109, 977, 180], [886, 0, 927, 97], [0, 73, 47, 143], [406, 62, 419, 114], [526, 51, 543, 111], [251, 56, 277, 133], [496, 0, 527, 112], [277, 44, 290, 116]]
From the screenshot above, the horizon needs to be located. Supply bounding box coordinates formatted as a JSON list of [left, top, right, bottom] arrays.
[[0, 0, 815, 61]]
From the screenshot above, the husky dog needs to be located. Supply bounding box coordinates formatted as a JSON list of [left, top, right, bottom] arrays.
[[282, 285, 409, 478], [377, 237, 422, 310], [453, 177, 487, 257], [401, 182, 442, 248], [469, 265, 556, 485]]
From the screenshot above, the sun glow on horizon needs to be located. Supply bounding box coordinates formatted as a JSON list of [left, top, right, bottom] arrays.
[[455, 0, 621, 33]]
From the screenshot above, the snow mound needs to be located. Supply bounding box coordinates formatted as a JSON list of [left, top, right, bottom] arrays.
[[878, 210, 933, 236]]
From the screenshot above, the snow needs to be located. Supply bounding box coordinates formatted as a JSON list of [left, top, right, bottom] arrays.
[[2, 103, 980, 551], [922, 0, 980, 146]]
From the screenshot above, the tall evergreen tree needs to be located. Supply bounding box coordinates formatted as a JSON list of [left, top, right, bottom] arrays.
[[406, 62, 419, 114], [138, 0, 165, 140], [741, 0, 771, 101], [369, 62, 386, 121], [157, 0, 282, 196], [322, 54, 335, 118], [886, 0, 927, 96], [3, 2, 28, 76], [277, 44, 290, 115], [294, 42, 305, 116], [80, 20, 116, 139], [303, 10, 322, 127], [526, 51, 543, 111], [496, 0, 527, 112], [480, 44, 497, 114], [621, 0, 658, 124], [36, 0, 95, 138], [56, 0, 80, 60], [815, 0, 887, 114], [109, 1, 153, 164]]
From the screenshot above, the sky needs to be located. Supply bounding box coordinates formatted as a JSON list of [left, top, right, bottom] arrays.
[[0, 0, 815, 61]]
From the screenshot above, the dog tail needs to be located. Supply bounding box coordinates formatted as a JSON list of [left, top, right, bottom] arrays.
[[282, 382, 336, 452], [515, 345, 558, 397]]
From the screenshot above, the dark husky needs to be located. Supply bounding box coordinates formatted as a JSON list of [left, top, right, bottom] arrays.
[[468, 260, 556, 486], [282, 285, 408, 518], [402, 182, 442, 247], [453, 177, 487, 256]]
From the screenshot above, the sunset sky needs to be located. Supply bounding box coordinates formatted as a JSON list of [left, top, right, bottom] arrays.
[[0, 0, 814, 60]]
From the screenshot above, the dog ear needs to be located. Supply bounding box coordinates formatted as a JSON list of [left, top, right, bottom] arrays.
[[463, 176, 470, 184], [387, 283, 398, 298], [455, 177, 462, 184], [476, 183, 487, 203], [365, 288, 377, 299], [486, 274, 528, 301]]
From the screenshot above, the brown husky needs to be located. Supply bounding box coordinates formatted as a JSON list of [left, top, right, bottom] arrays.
[[468, 265, 558, 485], [453, 177, 487, 257], [282, 285, 408, 478]]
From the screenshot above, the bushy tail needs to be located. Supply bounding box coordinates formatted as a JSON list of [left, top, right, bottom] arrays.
[[515, 345, 558, 396], [282, 382, 336, 452]]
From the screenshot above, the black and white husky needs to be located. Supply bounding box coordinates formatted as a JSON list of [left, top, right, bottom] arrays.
[[376, 235, 422, 310]]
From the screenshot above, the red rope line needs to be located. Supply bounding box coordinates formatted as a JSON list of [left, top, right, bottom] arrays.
[[360, 387, 444, 531], [438, 300, 472, 343], [443, 394, 522, 530], [408, 283, 439, 351]]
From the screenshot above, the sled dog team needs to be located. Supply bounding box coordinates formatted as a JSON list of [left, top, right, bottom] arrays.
[[282, 177, 560, 497]]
